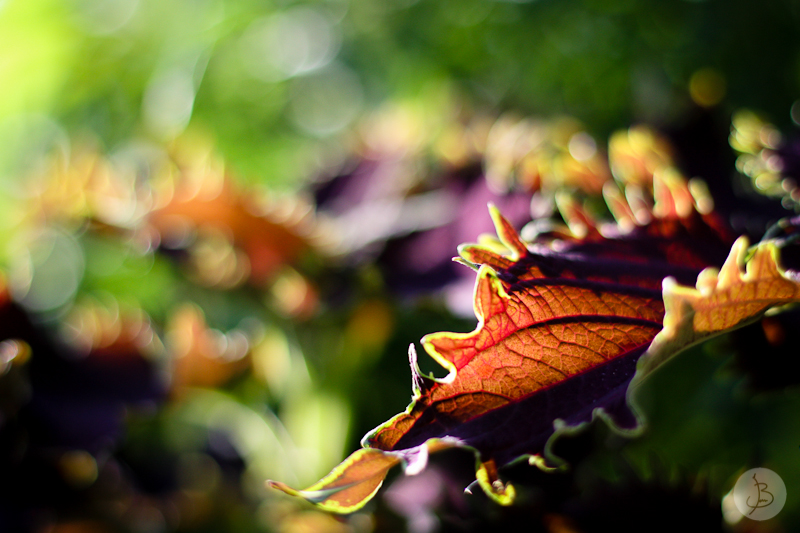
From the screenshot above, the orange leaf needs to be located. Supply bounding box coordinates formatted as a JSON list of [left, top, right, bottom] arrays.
[[270, 203, 800, 512]]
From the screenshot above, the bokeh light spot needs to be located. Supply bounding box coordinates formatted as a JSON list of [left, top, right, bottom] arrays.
[[288, 64, 363, 136], [10, 228, 84, 313], [143, 69, 196, 138], [240, 7, 340, 82], [689, 68, 726, 108]]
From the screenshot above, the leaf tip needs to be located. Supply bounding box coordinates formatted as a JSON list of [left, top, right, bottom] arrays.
[[487, 205, 527, 259], [527, 454, 560, 472], [453, 248, 480, 270], [266, 448, 402, 514], [718, 236, 750, 288], [475, 459, 516, 506], [266, 479, 300, 497]]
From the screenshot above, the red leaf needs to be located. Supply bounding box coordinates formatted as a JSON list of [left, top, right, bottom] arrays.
[[269, 173, 745, 511]]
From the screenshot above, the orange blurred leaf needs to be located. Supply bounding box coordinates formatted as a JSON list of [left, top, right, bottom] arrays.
[[150, 176, 318, 287]]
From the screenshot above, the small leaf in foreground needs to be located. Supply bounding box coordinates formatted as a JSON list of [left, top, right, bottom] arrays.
[[268, 439, 458, 513]]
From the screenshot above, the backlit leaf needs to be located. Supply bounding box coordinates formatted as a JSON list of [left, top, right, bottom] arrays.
[[637, 236, 800, 377], [269, 186, 800, 512]]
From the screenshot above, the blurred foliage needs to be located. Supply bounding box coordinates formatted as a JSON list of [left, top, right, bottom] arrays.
[[2, 0, 800, 531]]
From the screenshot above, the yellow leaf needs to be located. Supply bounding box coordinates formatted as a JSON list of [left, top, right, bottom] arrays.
[[637, 236, 800, 378], [267, 439, 458, 514]]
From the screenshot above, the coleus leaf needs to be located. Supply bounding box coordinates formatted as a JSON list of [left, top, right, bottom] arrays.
[[269, 200, 800, 512], [638, 236, 800, 375]]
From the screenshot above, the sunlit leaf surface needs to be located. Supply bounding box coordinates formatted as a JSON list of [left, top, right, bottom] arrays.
[[270, 192, 800, 511]]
